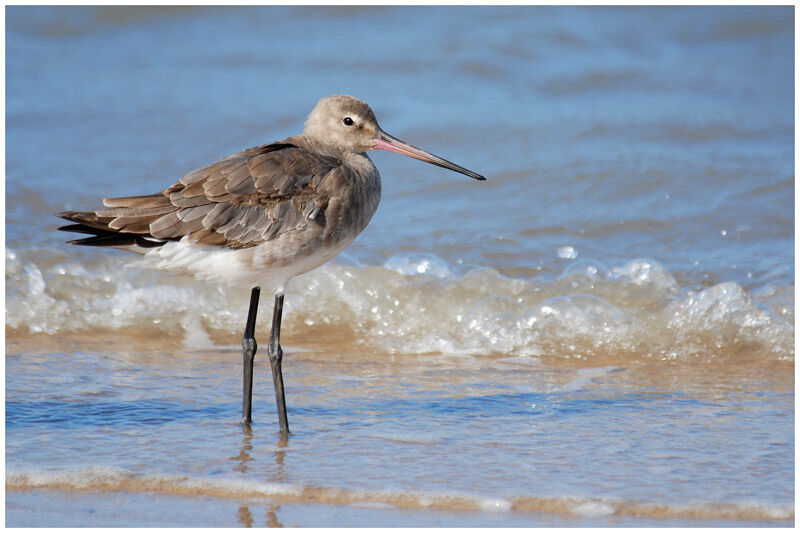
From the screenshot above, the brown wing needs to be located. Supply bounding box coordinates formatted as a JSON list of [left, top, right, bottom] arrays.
[[59, 141, 344, 249]]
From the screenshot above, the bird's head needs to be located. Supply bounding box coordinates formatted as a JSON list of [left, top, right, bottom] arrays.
[[303, 95, 485, 181]]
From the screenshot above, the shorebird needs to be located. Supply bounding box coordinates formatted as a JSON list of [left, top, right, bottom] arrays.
[[58, 95, 485, 434]]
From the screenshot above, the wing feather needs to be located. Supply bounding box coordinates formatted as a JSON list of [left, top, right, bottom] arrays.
[[58, 140, 344, 251]]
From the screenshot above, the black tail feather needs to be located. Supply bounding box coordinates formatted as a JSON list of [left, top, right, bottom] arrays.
[[58, 223, 103, 235], [57, 220, 165, 249]]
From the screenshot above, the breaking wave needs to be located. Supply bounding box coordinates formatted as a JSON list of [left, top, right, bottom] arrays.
[[6, 248, 793, 362]]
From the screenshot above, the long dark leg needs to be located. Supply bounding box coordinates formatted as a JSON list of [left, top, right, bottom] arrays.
[[268, 293, 290, 434], [241, 287, 260, 425]]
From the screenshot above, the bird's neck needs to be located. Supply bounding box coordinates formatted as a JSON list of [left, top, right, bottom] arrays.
[[291, 135, 378, 181]]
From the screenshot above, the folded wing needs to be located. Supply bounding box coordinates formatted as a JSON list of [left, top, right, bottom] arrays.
[[59, 141, 343, 251]]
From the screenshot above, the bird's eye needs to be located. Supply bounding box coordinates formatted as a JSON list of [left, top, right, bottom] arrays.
[[342, 117, 355, 126]]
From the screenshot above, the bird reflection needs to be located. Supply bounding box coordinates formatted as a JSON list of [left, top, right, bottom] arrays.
[[266, 504, 282, 528], [237, 504, 254, 528], [231, 424, 254, 473], [232, 424, 291, 527], [236, 503, 283, 528]]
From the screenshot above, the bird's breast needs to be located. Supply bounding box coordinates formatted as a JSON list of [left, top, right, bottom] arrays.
[[323, 166, 381, 243]]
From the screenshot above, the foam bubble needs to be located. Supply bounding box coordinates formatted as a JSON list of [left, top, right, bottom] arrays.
[[610, 258, 681, 294], [557, 246, 578, 259], [479, 497, 512, 512], [559, 260, 610, 282], [383, 253, 452, 279], [572, 501, 616, 517]]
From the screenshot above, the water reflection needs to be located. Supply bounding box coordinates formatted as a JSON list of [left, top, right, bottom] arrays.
[[266, 504, 283, 528], [272, 431, 289, 483], [236, 503, 284, 528], [237, 504, 253, 527], [231, 424, 254, 473], [232, 424, 289, 527]]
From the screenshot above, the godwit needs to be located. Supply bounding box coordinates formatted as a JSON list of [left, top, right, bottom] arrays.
[[58, 95, 485, 434]]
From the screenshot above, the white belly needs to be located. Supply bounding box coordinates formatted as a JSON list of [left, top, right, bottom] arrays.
[[141, 233, 356, 294]]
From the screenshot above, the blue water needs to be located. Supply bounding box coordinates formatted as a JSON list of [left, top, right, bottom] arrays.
[[5, 5, 794, 526]]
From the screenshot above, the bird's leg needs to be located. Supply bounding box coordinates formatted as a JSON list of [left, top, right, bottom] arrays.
[[241, 287, 260, 425], [268, 293, 290, 435]]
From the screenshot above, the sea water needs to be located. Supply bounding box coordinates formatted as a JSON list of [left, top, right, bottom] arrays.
[[6, 6, 794, 526]]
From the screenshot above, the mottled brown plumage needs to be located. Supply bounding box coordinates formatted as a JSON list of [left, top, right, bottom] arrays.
[[57, 94, 485, 431], [60, 137, 376, 250]]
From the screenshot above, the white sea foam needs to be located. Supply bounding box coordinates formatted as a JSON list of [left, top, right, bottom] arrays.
[[571, 500, 616, 517], [6, 248, 793, 362], [383, 252, 452, 278]]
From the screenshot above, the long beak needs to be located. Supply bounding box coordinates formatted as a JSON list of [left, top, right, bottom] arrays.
[[372, 130, 486, 181]]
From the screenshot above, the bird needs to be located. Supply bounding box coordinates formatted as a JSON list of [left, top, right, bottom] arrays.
[[58, 95, 485, 434]]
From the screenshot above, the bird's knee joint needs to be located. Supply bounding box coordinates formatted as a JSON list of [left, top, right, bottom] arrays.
[[268, 342, 283, 363], [242, 337, 257, 358]]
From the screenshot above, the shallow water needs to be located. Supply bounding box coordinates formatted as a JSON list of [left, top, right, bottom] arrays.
[[5, 5, 795, 527], [6, 348, 794, 526]]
